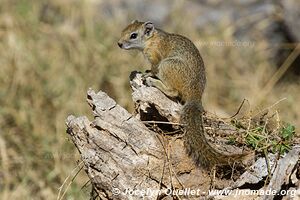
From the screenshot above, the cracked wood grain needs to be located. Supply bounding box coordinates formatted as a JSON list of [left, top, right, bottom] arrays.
[[65, 72, 300, 200]]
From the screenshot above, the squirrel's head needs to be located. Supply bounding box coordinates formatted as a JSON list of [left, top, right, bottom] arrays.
[[118, 20, 155, 50]]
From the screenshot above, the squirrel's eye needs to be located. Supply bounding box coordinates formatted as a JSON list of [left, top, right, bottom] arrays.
[[130, 33, 138, 39]]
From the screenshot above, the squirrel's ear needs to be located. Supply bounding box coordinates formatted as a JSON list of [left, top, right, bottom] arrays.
[[143, 21, 154, 36], [131, 20, 138, 24]]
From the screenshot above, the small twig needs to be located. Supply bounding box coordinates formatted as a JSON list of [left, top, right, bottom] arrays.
[[245, 114, 253, 137], [142, 121, 183, 126], [230, 162, 236, 180], [169, 137, 186, 190], [263, 149, 271, 187], [156, 133, 184, 199], [209, 165, 216, 190], [57, 161, 84, 200], [275, 110, 281, 131], [166, 143, 175, 197], [161, 162, 166, 183], [170, 167, 186, 190], [155, 134, 176, 196], [229, 98, 248, 119], [81, 179, 91, 191], [253, 98, 287, 117], [163, 129, 183, 135]]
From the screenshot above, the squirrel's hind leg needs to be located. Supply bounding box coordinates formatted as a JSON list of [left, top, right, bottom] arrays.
[[145, 77, 179, 98]]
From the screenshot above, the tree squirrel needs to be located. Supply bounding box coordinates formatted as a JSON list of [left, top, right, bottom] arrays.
[[118, 20, 247, 168]]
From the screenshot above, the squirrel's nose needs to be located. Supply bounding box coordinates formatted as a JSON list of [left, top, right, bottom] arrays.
[[117, 42, 123, 48]]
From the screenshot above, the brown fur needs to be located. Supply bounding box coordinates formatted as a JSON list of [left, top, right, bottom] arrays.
[[118, 20, 247, 169]]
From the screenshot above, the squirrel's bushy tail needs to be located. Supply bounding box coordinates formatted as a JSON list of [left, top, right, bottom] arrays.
[[181, 100, 237, 168]]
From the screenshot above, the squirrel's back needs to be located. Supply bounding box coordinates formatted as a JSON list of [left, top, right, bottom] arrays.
[[144, 28, 206, 102]]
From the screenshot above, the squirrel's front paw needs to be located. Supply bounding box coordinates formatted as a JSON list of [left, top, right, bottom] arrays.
[[144, 76, 155, 87], [142, 72, 154, 86], [142, 72, 152, 79]]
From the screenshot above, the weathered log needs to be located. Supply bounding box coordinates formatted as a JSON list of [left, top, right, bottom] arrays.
[[66, 89, 213, 200], [65, 72, 300, 200]]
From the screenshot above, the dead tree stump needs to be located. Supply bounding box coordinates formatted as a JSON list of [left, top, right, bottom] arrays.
[[66, 72, 300, 200]]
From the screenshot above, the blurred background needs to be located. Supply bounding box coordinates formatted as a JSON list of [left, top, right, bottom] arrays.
[[0, 0, 299, 199]]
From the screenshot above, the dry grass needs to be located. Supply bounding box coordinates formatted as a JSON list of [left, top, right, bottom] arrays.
[[0, 0, 299, 199]]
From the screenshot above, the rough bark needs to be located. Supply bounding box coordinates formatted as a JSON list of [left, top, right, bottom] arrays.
[[65, 72, 300, 200]]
